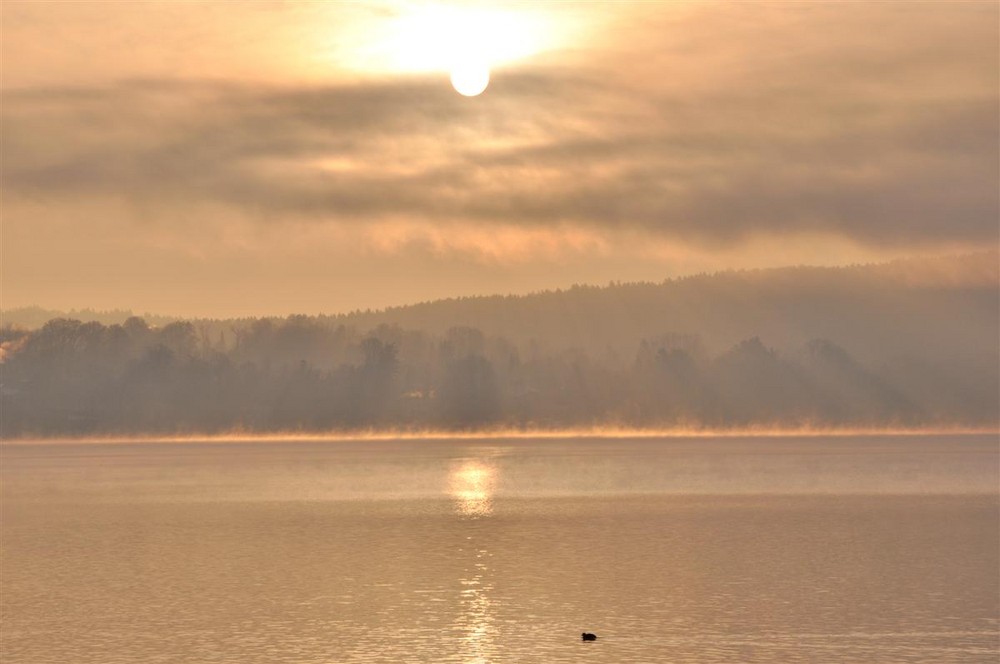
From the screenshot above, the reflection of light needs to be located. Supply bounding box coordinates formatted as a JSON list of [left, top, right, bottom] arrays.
[[459, 548, 495, 663], [447, 461, 499, 661], [449, 461, 496, 517]]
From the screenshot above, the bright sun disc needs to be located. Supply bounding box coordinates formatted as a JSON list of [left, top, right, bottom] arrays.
[[451, 62, 490, 96]]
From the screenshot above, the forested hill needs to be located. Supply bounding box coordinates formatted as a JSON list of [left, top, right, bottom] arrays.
[[2, 253, 996, 437], [327, 252, 997, 363], [5, 253, 995, 364]]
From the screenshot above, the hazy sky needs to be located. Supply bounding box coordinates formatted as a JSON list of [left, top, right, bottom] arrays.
[[3, 1, 997, 317]]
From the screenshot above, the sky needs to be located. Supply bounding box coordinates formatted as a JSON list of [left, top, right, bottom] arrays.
[[3, 0, 997, 318]]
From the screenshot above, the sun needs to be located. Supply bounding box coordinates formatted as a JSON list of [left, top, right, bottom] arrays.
[[451, 60, 490, 96]]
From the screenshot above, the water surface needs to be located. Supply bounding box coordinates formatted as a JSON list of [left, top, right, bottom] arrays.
[[3, 434, 998, 662]]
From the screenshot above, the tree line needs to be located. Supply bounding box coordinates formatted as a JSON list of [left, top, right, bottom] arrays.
[[1, 314, 993, 438]]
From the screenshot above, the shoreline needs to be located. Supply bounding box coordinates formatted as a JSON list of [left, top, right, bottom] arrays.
[[3, 426, 997, 446]]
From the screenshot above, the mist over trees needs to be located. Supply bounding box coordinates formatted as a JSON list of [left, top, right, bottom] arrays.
[[2, 255, 996, 437]]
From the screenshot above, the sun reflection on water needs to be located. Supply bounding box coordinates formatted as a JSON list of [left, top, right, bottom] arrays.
[[447, 460, 499, 662], [458, 547, 496, 664], [449, 461, 496, 517]]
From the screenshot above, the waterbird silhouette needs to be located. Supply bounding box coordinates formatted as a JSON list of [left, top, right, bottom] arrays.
[[582, 632, 597, 641]]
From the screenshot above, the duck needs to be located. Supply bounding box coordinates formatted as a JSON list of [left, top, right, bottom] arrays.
[[581, 632, 597, 641]]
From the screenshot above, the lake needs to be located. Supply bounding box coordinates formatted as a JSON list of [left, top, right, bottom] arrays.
[[2, 434, 998, 663]]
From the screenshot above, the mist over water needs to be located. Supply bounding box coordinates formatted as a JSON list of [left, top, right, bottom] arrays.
[[3, 434, 997, 663]]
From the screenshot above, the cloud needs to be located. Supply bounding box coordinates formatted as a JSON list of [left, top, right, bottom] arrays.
[[2, 1, 997, 269]]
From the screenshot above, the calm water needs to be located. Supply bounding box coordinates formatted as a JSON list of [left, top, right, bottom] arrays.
[[2, 434, 998, 663]]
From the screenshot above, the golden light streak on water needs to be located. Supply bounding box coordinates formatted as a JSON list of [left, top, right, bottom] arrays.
[[5, 425, 997, 445], [449, 461, 496, 518], [447, 460, 499, 661], [457, 547, 496, 664]]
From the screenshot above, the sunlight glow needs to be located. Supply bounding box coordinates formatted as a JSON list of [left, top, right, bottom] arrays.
[[355, 4, 551, 78]]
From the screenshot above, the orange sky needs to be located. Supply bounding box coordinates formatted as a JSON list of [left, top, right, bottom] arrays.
[[3, 1, 997, 317]]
